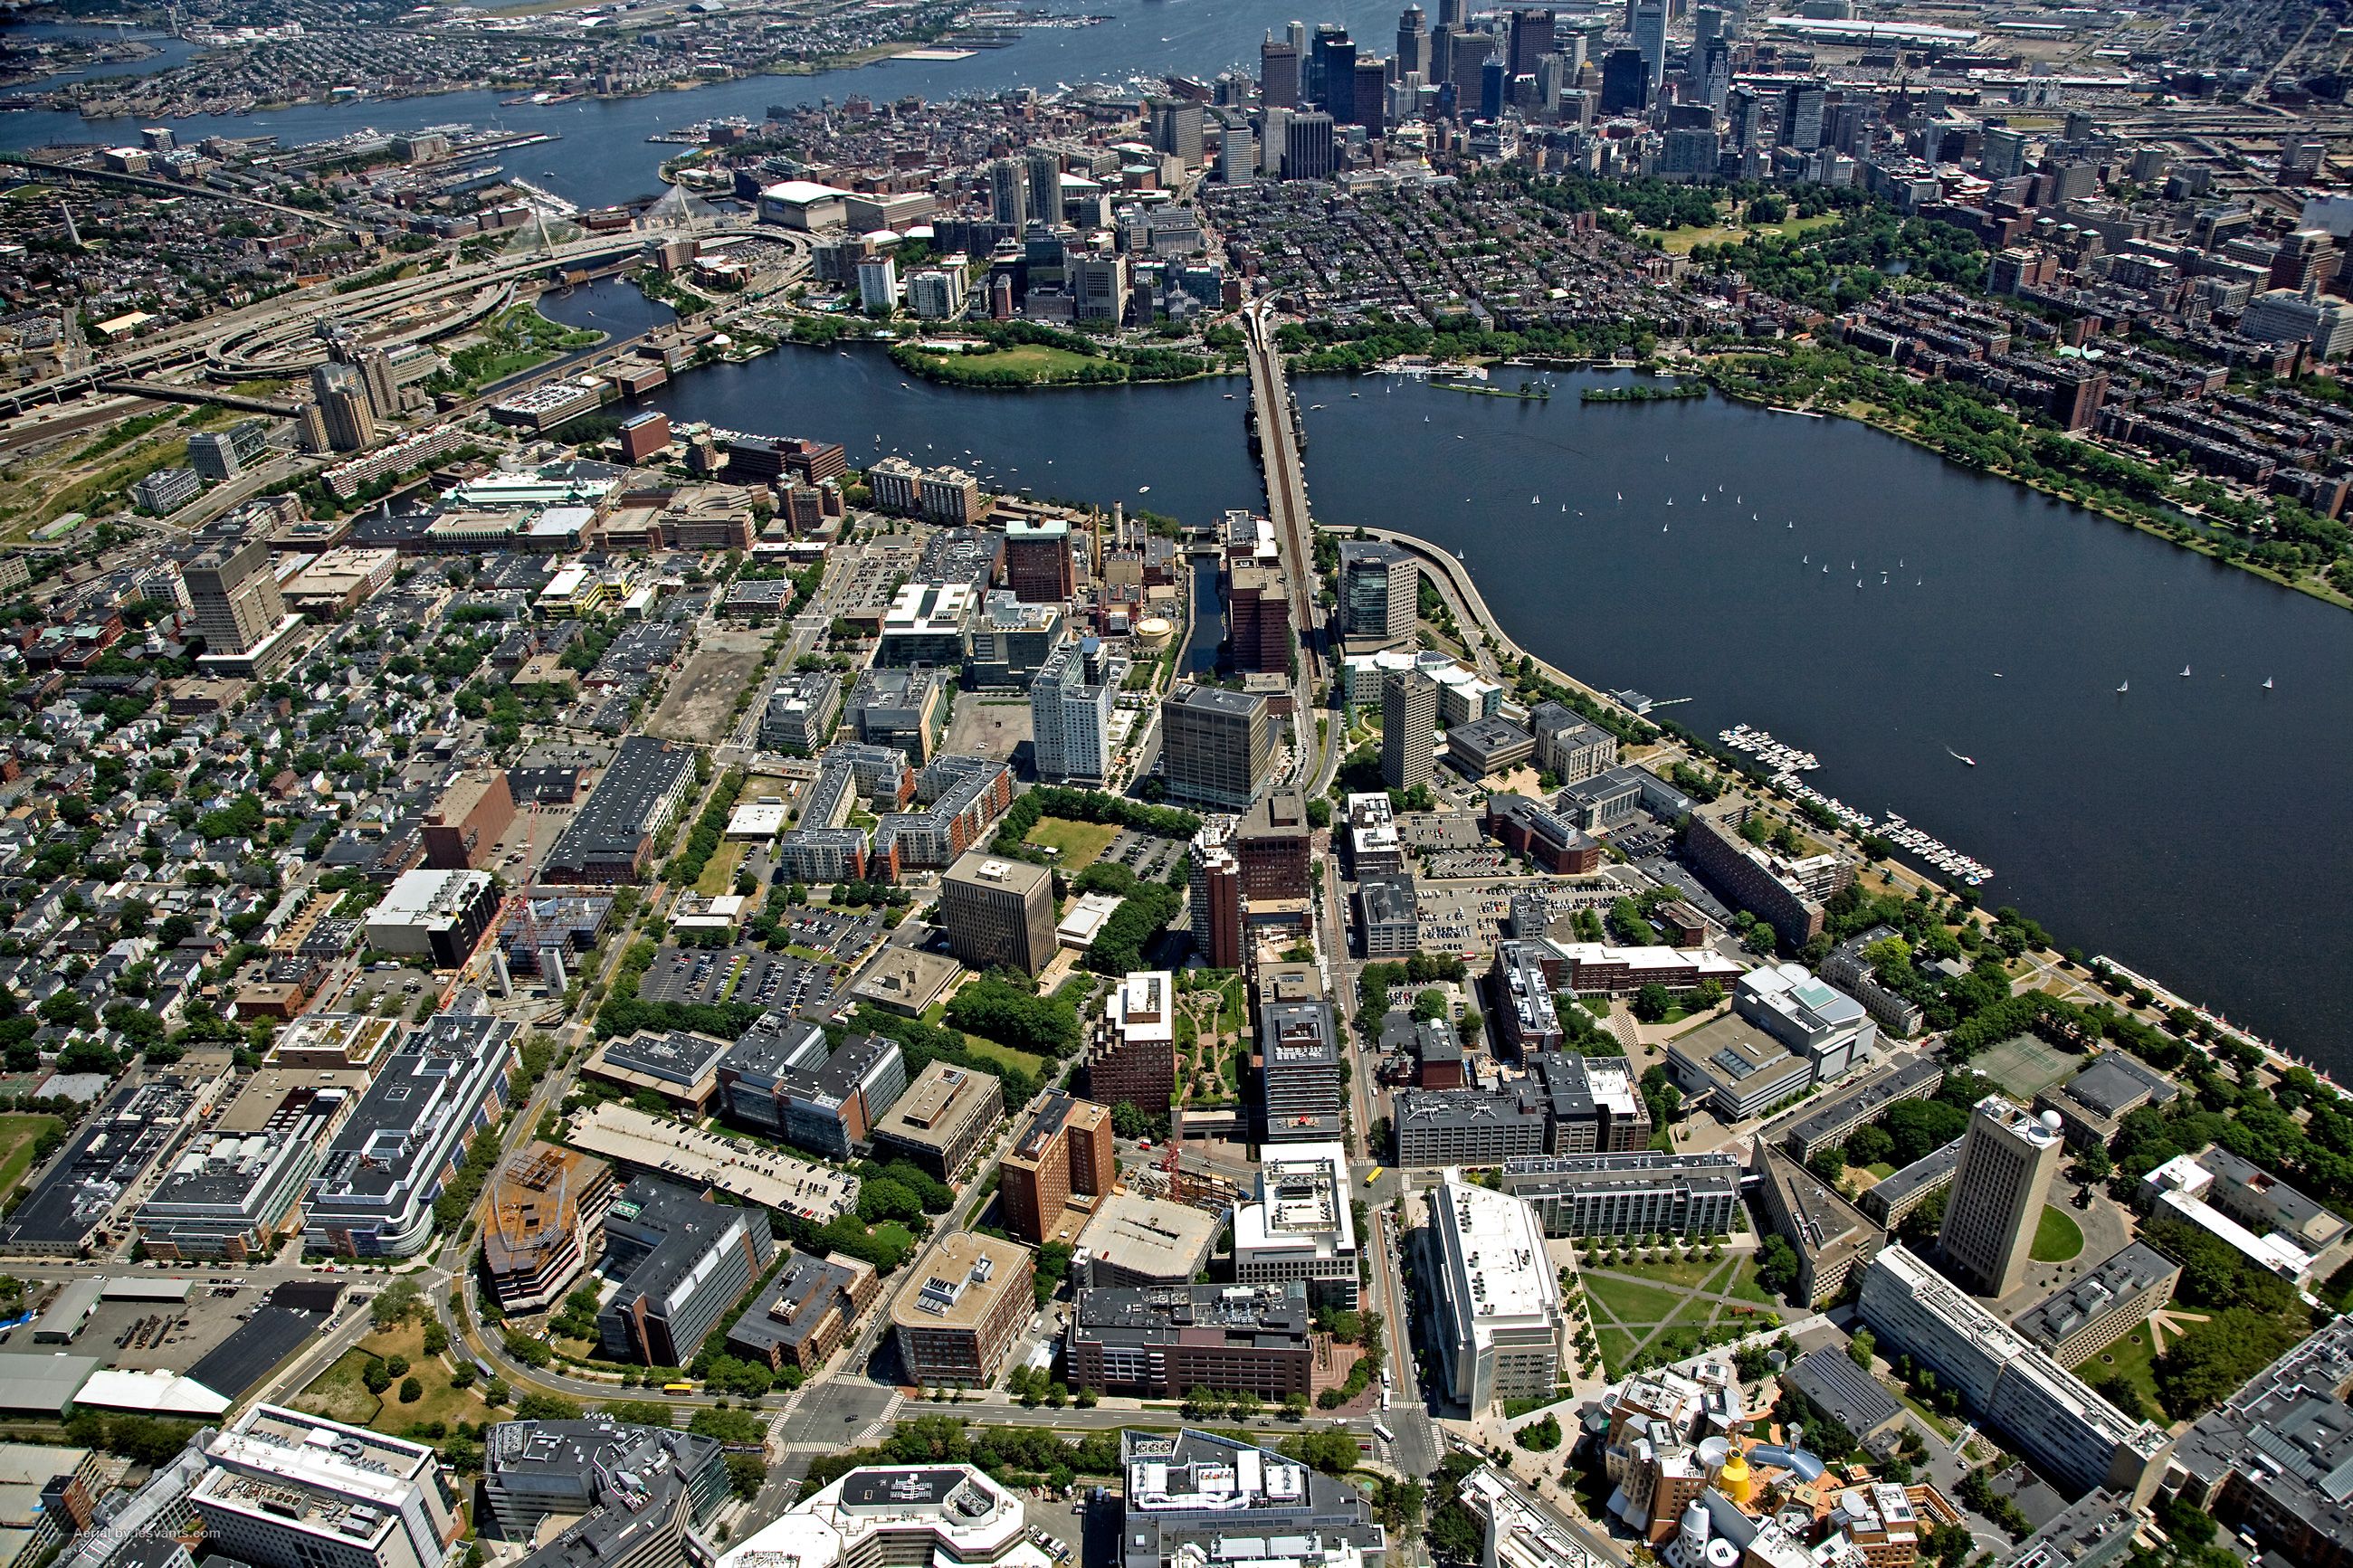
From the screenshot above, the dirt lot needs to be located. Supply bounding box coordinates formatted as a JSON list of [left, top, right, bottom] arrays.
[[644, 627, 768, 744], [944, 698, 1031, 764]]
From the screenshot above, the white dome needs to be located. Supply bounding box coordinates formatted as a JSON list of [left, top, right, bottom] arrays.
[[2040, 1108, 2063, 1131]]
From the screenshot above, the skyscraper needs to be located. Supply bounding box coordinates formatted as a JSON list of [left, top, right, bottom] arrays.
[[1507, 7, 1555, 78], [989, 157, 1027, 223], [1261, 35, 1301, 107], [1396, 6, 1429, 78], [1633, 0, 1667, 96], [1437, 0, 1464, 26], [1024, 147, 1062, 224], [1449, 31, 1495, 109], [1726, 84, 1764, 150], [1779, 81, 1826, 152], [1354, 58, 1387, 130], [1700, 37, 1732, 113], [1479, 57, 1507, 120], [1937, 1096, 2064, 1298], [1317, 29, 1358, 122], [1381, 669, 1438, 791], [1600, 47, 1650, 115], [183, 537, 288, 657], [1149, 97, 1205, 165], [1160, 684, 1272, 812]]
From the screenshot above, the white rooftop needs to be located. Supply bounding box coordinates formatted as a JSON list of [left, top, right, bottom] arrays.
[[1434, 1170, 1558, 1327]]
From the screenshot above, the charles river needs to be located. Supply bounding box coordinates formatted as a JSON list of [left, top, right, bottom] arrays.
[[9, 8, 2353, 1069]]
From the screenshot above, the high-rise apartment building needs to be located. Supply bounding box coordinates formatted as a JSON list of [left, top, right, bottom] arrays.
[[1937, 1095, 2064, 1297], [1160, 684, 1272, 812], [988, 158, 1027, 224], [1029, 643, 1115, 784], [1381, 668, 1438, 791], [1338, 539, 1417, 648], [1024, 148, 1062, 224], [997, 1092, 1116, 1245], [182, 537, 288, 657], [310, 361, 375, 452]]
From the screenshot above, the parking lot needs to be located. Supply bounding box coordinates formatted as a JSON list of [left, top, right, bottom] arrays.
[[636, 946, 833, 1012], [1101, 828, 1185, 882], [767, 906, 885, 963], [1413, 879, 1618, 956]]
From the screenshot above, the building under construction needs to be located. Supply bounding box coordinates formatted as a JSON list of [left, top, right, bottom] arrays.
[[482, 1141, 617, 1313]]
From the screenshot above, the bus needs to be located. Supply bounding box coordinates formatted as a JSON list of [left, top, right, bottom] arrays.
[[662, 1382, 696, 1395], [1371, 1423, 1396, 1446], [1365, 1167, 1384, 1185]]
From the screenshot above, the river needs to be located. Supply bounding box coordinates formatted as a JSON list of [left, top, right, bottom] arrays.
[[531, 314, 2353, 1071]]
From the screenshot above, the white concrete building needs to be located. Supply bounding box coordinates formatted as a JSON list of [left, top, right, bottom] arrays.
[[1428, 1170, 1567, 1413], [719, 1465, 1048, 1568], [1233, 1142, 1358, 1310], [191, 1407, 460, 1568]]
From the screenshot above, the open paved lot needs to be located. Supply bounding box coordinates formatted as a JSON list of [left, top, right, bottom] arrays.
[[646, 626, 769, 744], [946, 698, 1031, 765]]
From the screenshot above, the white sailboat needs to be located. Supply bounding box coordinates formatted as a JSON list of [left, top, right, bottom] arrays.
[[2263, 677, 2275, 689], [2117, 679, 2129, 693]]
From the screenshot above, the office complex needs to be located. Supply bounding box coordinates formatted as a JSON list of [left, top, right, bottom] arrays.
[[938, 851, 1057, 977], [306, 1014, 515, 1257], [998, 1092, 1116, 1245], [1527, 704, 1618, 783], [1500, 1153, 1742, 1239], [1233, 1142, 1358, 1309], [890, 1230, 1034, 1386], [1160, 684, 1272, 812], [1937, 1096, 2065, 1297], [484, 1418, 727, 1568], [1748, 1142, 1881, 1307], [582, 1027, 734, 1117], [1029, 643, 1116, 783], [848, 665, 945, 762], [718, 1013, 908, 1160], [720, 1464, 1048, 1568], [1429, 1173, 1567, 1413], [872, 1059, 1005, 1182], [1067, 1282, 1311, 1400], [595, 1175, 777, 1366], [1856, 1247, 2170, 1504], [133, 1080, 349, 1260], [1187, 790, 1314, 967], [183, 537, 290, 658], [723, 1249, 882, 1374], [187, 418, 272, 480], [1735, 963, 1877, 1083], [1119, 1430, 1385, 1568], [363, 867, 501, 967], [1394, 1054, 1653, 1170], [192, 1408, 461, 1568], [1338, 539, 1416, 650], [482, 1143, 617, 1314], [541, 736, 698, 884], [761, 671, 844, 755], [1380, 669, 1438, 791], [1260, 996, 1344, 1145], [1003, 518, 1075, 602], [2013, 1242, 2180, 1368], [2140, 1143, 2353, 1285]]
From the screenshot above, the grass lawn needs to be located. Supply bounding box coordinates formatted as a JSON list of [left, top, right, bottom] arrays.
[[1865, 1162, 1897, 1179], [1720, 1259, 1776, 1306], [694, 840, 746, 898], [1582, 1274, 1686, 1326], [2082, 1322, 2164, 1420], [1654, 211, 1842, 255], [914, 344, 1108, 384], [2031, 1204, 2085, 1263], [1891, 1382, 1959, 1440], [1584, 1252, 1725, 1290], [292, 1320, 496, 1435], [1025, 815, 1120, 870], [1596, 1326, 1640, 1375], [0, 1114, 62, 1202], [870, 1221, 913, 1252], [958, 1037, 1047, 1079]]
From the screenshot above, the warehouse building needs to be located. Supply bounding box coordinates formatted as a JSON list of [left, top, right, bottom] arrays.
[[540, 736, 699, 884]]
